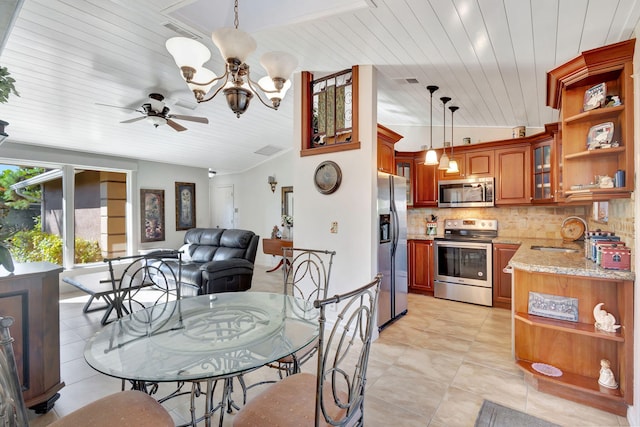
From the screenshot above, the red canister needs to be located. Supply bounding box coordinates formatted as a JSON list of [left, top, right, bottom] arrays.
[[600, 245, 631, 270]]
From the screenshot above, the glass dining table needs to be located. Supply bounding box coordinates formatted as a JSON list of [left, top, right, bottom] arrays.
[[83, 291, 319, 427]]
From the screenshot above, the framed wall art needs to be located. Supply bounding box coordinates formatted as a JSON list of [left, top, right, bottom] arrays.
[[140, 189, 165, 242], [175, 182, 196, 230]]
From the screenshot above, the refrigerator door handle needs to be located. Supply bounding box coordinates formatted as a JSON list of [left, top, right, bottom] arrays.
[[390, 203, 399, 256]]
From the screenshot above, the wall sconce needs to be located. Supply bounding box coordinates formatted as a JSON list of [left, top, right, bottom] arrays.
[[208, 169, 216, 179], [268, 175, 277, 193]]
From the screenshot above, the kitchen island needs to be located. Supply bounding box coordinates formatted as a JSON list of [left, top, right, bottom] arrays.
[[508, 241, 634, 416]]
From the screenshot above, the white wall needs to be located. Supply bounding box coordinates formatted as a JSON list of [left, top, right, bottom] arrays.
[[210, 150, 294, 267], [137, 160, 210, 251]]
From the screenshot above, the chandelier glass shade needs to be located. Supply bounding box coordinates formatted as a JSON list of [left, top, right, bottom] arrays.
[[165, 1, 298, 118]]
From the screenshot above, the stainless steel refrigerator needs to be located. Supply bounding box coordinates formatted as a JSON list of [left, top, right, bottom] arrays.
[[377, 172, 408, 330]]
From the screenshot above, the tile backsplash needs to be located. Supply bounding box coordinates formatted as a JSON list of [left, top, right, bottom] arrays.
[[408, 199, 634, 251]]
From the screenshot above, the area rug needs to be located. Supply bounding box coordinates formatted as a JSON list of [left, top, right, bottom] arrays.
[[474, 400, 561, 427]]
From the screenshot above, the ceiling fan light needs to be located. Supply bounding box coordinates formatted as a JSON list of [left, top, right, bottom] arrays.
[[260, 51, 298, 81], [147, 115, 166, 127], [212, 28, 256, 64], [425, 148, 439, 165], [166, 37, 211, 70], [438, 151, 450, 170], [447, 159, 459, 173]]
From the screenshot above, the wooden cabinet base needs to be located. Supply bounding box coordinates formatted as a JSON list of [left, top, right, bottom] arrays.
[[518, 360, 627, 416], [0, 262, 64, 413]]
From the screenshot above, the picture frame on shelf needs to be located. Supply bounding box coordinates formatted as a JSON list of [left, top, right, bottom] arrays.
[[175, 182, 196, 230], [528, 291, 579, 322], [141, 189, 165, 242]]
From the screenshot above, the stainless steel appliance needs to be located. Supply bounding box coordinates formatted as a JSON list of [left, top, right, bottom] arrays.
[[438, 177, 494, 208], [377, 172, 408, 329], [434, 219, 498, 306]]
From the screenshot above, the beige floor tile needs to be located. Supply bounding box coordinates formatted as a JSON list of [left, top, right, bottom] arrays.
[[526, 387, 622, 427], [430, 386, 486, 427], [451, 361, 528, 411], [27, 264, 630, 426]]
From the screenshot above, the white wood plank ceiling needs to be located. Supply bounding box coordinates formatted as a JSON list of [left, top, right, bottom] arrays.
[[0, 0, 638, 173]]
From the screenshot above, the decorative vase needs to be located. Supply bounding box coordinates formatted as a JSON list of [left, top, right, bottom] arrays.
[[283, 226, 292, 240]]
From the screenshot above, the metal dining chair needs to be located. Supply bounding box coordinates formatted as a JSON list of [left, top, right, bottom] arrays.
[[276, 248, 336, 376], [0, 316, 174, 427], [233, 274, 381, 427]]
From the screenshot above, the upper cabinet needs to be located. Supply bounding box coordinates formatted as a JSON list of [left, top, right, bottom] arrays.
[[530, 123, 563, 204], [547, 39, 634, 203], [495, 144, 531, 205], [438, 148, 493, 180], [377, 124, 403, 174]]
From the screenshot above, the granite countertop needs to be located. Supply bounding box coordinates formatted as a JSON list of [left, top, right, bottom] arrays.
[[508, 238, 635, 281], [406, 234, 634, 281]]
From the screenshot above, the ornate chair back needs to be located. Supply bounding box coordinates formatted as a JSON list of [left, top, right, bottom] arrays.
[[105, 251, 182, 322], [282, 248, 336, 303], [0, 316, 30, 426], [314, 274, 381, 426]]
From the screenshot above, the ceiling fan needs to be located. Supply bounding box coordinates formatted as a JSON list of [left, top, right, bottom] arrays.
[[100, 93, 209, 132]]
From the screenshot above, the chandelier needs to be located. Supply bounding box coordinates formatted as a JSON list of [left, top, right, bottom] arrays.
[[165, 0, 298, 118]]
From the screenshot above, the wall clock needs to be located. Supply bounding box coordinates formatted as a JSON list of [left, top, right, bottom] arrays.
[[314, 161, 342, 194]]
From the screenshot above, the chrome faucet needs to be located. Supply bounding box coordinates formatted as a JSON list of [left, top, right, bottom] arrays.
[[562, 216, 588, 240]]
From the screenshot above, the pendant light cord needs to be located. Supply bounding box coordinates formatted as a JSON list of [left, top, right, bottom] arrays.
[[426, 86, 438, 150], [234, 0, 239, 29], [440, 96, 451, 149], [450, 105, 459, 156]]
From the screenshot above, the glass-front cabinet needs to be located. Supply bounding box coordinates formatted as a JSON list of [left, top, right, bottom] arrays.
[[532, 142, 552, 201]]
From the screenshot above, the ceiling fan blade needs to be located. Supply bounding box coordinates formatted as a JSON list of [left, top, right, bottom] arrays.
[[96, 103, 140, 112], [166, 119, 187, 132], [169, 114, 209, 124], [120, 116, 146, 124]]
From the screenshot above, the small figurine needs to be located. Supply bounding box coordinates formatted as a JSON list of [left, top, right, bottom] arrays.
[[598, 359, 618, 389], [593, 303, 620, 332], [271, 225, 281, 239]]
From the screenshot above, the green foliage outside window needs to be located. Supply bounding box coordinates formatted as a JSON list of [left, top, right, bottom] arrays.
[[8, 216, 102, 264], [0, 167, 45, 209]]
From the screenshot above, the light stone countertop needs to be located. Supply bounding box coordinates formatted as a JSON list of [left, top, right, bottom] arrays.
[[406, 234, 634, 281], [508, 238, 634, 281]]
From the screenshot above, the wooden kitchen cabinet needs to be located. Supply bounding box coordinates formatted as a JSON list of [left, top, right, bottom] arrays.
[[408, 240, 433, 294], [530, 123, 562, 204], [513, 268, 633, 416], [438, 148, 493, 180], [377, 124, 403, 174], [0, 262, 64, 413], [413, 158, 439, 207], [495, 145, 531, 205], [492, 243, 519, 309], [547, 39, 634, 203], [395, 152, 413, 206]]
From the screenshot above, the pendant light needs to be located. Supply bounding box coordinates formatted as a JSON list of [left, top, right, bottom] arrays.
[[425, 85, 439, 165], [438, 96, 451, 170], [447, 105, 460, 173]]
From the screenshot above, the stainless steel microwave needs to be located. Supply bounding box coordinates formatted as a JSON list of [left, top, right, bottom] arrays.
[[438, 177, 494, 208]]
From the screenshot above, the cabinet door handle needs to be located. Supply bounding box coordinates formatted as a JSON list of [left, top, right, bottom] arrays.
[[503, 266, 513, 274]]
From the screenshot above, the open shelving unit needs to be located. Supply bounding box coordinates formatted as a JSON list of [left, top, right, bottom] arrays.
[[547, 39, 635, 202], [513, 268, 633, 416]]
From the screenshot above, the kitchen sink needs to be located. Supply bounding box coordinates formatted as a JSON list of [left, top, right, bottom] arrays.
[[530, 245, 579, 253]]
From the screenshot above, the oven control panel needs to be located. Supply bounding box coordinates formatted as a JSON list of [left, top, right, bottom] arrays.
[[443, 219, 498, 231]]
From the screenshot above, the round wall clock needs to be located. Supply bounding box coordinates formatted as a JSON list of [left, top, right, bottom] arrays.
[[314, 161, 342, 194]]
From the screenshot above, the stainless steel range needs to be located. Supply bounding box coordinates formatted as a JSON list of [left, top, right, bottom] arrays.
[[433, 219, 498, 306]]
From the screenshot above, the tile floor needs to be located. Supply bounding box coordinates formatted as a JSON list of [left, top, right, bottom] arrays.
[[28, 265, 630, 426]]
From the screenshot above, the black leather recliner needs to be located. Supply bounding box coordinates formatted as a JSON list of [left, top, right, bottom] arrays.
[[159, 228, 259, 296]]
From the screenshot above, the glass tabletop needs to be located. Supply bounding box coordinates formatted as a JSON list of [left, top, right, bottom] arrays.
[[83, 292, 319, 382]]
